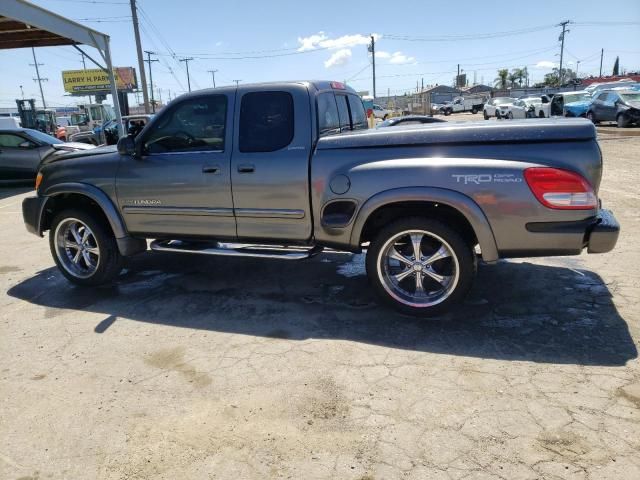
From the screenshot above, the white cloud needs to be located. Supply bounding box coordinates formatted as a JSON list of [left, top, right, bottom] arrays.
[[297, 32, 379, 52], [535, 60, 557, 69], [324, 48, 352, 68], [371, 50, 415, 64], [388, 51, 416, 65]]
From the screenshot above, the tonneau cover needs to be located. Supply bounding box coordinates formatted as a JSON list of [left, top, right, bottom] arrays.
[[317, 118, 596, 150]]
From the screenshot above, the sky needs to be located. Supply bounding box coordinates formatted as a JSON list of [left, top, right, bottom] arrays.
[[0, 0, 639, 109]]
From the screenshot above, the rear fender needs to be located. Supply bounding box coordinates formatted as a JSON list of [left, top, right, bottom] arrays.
[[349, 187, 499, 262]]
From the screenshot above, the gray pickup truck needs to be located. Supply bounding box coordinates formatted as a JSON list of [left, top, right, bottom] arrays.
[[22, 80, 619, 316]]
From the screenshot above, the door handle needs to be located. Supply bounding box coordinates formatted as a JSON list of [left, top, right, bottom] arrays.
[[202, 165, 220, 174], [237, 164, 255, 173]]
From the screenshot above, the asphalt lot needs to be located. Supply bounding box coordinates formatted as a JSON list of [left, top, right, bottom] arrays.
[[1, 132, 639, 479]]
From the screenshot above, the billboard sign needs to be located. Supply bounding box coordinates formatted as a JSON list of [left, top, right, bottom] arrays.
[[62, 67, 137, 94]]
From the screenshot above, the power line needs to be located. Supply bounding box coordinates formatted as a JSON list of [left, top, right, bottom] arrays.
[[383, 24, 557, 42]]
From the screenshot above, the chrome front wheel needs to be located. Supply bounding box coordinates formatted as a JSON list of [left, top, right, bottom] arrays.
[[54, 218, 101, 279]]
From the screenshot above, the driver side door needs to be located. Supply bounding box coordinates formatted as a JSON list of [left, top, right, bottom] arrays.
[[116, 93, 236, 239]]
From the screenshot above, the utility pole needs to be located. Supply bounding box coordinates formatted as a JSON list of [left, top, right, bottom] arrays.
[[19, 85, 24, 99], [157, 87, 163, 105], [207, 69, 218, 88], [144, 50, 159, 113], [30, 48, 47, 109], [457, 64, 460, 87], [180, 57, 194, 92], [79, 52, 92, 104], [130, 0, 150, 113], [599, 48, 604, 77], [368, 35, 376, 99], [233, 79, 241, 86], [576, 60, 580, 78], [558, 20, 570, 86]]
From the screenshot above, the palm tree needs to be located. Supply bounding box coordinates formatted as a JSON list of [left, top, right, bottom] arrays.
[[494, 69, 509, 89], [507, 71, 519, 87]]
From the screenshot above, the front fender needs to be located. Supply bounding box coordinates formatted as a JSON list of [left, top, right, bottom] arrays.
[[41, 182, 128, 239], [349, 187, 499, 262]]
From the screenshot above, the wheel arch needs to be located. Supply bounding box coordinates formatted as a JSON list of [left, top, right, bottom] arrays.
[[349, 187, 499, 262], [40, 183, 126, 238]]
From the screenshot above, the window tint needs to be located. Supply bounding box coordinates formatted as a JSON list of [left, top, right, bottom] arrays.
[[347, 95, 367, 130], [335, 95, 351, 131], [0, 133, 26, 148], [145, 95, 227, 153], [239, 91, 294, 153], [317, 92, 340, 136]]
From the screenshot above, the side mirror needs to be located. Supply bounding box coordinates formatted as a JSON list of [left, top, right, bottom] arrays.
[[117, 135, 136, 156]]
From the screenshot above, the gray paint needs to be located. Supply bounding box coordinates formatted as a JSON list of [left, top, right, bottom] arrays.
[[25, 81, 611, 262]]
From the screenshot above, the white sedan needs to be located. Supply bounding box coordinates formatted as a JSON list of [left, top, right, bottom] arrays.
[[502, 97, 542, 119], [483, 97, 514, 119]]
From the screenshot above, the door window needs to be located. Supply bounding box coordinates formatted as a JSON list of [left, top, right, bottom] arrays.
[[144, 95, 227, 153], [0, 133, 27, 148], [239, 91, 294, 153]]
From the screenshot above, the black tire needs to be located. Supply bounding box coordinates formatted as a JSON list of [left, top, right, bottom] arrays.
[[471, 107, 478, 114], [539, 111, 545, 118], [507, 112, 514, 120], [483, 110, 489, 120], [444, 109, 451, 116], [366, 217, 477, 317], [616, 113, 629, 128], [495, 110, 501, 119], [49, 208, 123, 286], [586, 111, 598, 124]]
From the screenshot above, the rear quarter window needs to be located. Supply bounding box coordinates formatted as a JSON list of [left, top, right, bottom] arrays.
[[347, 95, 367, 130], [317, 92, 340, 136], [239, 91, 294, 152]]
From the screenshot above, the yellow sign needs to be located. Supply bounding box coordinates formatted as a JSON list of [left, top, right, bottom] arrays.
[[62, 67, 137, 93]]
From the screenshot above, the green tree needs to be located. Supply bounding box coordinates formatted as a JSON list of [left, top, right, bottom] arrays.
[[494, 69, 509, 89], [613, 56, 620, 76]]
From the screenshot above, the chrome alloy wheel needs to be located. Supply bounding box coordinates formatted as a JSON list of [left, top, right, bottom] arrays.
[[54, 218, 101, 279], [377, 229, 460, 308]]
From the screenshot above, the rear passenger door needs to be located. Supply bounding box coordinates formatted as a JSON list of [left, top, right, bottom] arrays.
[[231, 86, 313, 241]]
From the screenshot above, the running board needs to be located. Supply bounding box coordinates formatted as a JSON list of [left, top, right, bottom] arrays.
[[150, 239, 323, 260]]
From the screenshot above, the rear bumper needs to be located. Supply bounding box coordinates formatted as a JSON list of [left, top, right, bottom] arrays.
[[22, 195, 47, 236], [524, 209, 619, 255], [586, 209, 619, 254]]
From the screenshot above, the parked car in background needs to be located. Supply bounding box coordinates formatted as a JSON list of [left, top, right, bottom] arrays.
[[122, 114, 153, 138], [0, 128, 93, 182], [0, 117, 21, 129], [438, 96, 484, 116], [551, 91, 593, 117], [377, 115, 446, 127], [372, 103, 391, 119], [505, 97, 544, 119], [587, 89, 640, 127], [483, 97, 514, 119]]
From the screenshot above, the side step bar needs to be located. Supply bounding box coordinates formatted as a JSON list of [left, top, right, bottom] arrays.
[[150, 239, 323, 260]]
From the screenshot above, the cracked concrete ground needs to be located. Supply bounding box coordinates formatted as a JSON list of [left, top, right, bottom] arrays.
[[1, 136, 639, 480]]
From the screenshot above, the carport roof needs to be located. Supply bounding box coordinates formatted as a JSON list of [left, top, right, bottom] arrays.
[[0, 0, 109, 51]]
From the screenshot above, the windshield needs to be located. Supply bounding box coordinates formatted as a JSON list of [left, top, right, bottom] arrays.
[[26, 129, 63, 144], [70, 113, 87, 125], [620, 93, 640, 102], [563, 92, 591, 103], [494, 97, 513, 104]]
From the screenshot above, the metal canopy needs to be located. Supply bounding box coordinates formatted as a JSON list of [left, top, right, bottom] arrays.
[[0, 0, 122, 136]]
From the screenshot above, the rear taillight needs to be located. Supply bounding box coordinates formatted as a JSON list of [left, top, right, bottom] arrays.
[[524, 167, 597, 210], [330, 81, 346, 90]]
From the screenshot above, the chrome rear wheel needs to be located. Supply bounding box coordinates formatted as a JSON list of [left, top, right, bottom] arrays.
[[377, 230, 459, 308]]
